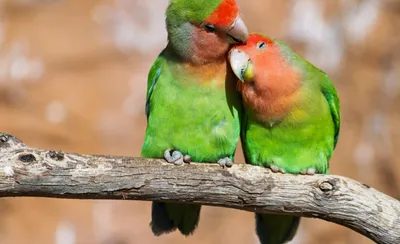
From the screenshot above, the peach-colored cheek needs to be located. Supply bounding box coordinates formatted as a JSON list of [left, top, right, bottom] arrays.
[[190, 28, 230, 63]]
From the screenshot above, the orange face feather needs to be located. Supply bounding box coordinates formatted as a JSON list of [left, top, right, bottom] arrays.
[[231, 34, 301, 122]]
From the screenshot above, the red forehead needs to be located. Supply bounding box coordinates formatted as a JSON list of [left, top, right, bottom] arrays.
[[233, 33, 274, 53], [247, 34, 274, 47], [205, 0, 239, 28]]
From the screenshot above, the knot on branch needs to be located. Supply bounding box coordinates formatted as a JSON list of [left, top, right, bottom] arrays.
[[0, 133, 27, 153], [319, 181, 334, 192], [48, 150, 65, 161], [0, 135, 8, 143], [18, 154, 37, 163], [319, 180, 337, 198]]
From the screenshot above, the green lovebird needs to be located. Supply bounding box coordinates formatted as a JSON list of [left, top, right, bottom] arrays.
[[228, 34, 340, 244], [141, 0, 248, 237]]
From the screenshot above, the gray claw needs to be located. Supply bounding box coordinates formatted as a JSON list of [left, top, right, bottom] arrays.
[[269, 165, 286, 174], [225, 160, 233, 167], [307, 168, 316, 175], [173, 158, 184, 165], [218, 157, 233, 168], [270, 165, 280, 173], [300, 168, 317, 175], [183, 155, 192, 164], [164, 149, 185, 165]]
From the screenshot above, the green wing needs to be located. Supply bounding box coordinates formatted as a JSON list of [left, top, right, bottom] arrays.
[[146, 55, 165, 119], [278, 40, 341, 148], [320, 73, 341, 148]]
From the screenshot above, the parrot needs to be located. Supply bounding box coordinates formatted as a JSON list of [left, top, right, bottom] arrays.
[[141, 0, 248, 237], [228, 33, 340, 244]]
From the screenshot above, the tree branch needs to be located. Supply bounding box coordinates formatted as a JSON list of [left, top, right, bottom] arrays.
[[0, 133, 399, 244]]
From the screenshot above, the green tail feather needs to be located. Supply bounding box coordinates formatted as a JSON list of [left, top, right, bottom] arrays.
[[256, 213, 300, 244], [151, 202, 201, 236]]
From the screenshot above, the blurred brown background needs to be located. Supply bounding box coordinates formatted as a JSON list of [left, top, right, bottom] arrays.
[[0, 0, 399, 243]]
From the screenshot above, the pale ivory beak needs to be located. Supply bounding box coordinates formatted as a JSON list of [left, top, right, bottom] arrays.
[[228, 48, 250, 82], [226, 17, 248, 44]]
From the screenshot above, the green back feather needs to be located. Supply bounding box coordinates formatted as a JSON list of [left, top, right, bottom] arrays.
[[319, 72, 341, 149], [145, 55, 165, 119]]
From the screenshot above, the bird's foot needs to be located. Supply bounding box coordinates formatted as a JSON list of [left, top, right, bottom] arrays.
[[300, 168, 317, 175], [164, 149, 191, 165], [269, 164, 287, 174], [218, 157, 233, 168]]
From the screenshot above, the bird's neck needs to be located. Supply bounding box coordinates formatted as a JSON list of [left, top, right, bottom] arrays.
[[164, 46, 228, 87]]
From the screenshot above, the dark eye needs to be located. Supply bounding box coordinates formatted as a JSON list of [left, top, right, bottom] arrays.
[[257, 42, 266, 50], [203, 24, 215, 32]]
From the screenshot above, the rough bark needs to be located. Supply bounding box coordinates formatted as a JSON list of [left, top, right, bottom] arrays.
[[0, 133, 399, 244]]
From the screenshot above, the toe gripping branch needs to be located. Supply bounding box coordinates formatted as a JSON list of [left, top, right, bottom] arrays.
[[164, 149, 191, 165]]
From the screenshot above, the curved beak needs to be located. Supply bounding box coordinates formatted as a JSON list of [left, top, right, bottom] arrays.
[[227, 17, 248, 44], [228, 48, 253, 82]]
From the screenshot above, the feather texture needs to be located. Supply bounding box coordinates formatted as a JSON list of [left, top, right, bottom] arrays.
[[142, 0, 243, 236], [231, 34, 340, 243]]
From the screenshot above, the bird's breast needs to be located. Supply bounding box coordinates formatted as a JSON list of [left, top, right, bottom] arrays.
[[242, 85, 298, 123]]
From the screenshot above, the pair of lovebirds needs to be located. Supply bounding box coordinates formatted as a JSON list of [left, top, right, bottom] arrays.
[[141, 0, 341, 243]]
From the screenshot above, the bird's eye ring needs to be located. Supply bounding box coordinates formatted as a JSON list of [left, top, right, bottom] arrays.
[[203, 24, 215, 32], [257, 42, 267, 50]]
